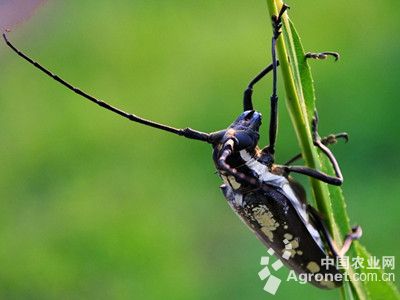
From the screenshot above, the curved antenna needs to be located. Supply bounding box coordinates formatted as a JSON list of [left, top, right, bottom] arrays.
[[243, 61, 280, 111], [2, 32, 211, 143]]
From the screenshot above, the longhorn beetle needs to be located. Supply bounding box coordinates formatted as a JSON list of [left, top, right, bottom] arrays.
[[3, 4, 361, 289]]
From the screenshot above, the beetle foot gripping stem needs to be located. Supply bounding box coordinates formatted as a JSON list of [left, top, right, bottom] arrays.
[[312, 110, 345, 147], [271, 4, 289, 39], [321, 132, 349, 145], [308, 206, 362, 258], [305, 51, 340, 61], [311, 110, 321, 143], [337, 225, 363, 257], [283, 132, 348, 166]]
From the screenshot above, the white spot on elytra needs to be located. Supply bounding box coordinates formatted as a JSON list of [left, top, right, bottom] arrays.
[[306, 261, 320, 273], [252, 205, 280, 242]]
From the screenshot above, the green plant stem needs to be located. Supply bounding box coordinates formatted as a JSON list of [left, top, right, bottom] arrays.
[[265, 1, 400, 299], [265, 0, 337, 236]]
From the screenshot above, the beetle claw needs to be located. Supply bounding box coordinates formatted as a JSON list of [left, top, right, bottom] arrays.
[[305, 51, 340, 61], [271, 4, 290, 39], [321, 132, 349, 146]]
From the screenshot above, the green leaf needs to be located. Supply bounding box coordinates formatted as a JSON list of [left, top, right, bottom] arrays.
[[354, 244, 400, 299], [341, 281, 356, 300], [266, 1, 400, 299], [287, 20, 315, 123]]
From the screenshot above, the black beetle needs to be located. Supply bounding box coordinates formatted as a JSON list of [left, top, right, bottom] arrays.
[[2, 4, 361, 289]]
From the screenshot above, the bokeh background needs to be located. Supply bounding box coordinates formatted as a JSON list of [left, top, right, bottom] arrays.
[[0, 0, 399, 299]]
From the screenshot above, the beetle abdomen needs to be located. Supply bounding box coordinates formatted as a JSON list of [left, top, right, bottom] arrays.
[[221, 184, 343, 289]]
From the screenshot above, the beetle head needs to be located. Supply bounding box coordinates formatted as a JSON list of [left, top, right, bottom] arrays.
[[209, 110, 262, 150], [222, 110, 261, 151], [231, 110, 262, 132]]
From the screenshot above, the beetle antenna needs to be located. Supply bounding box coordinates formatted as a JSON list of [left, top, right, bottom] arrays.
[[2, 32, 212, 143], [243, 61, 280, 111]]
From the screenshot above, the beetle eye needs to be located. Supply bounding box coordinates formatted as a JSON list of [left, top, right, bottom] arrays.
[[235, 131, 255, 149]]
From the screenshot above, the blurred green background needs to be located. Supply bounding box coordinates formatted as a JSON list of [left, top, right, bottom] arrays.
[[0, 0, 399, 299]]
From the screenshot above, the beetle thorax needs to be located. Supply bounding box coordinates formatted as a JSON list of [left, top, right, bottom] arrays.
[[217, 147, 272, 190]]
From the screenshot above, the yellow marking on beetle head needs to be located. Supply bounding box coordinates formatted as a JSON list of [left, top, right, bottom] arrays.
[[226, 129, 236, 137]]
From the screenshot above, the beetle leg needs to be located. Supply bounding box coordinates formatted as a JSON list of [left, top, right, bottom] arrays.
[[243, 5, 290, 111], [307, 205, 340, 257], [308, 205, 362, 257], [338, 226, 363, 257], [264, 4, 289, 156], [244, 54, 342, 110], [217, 139, 259, 187], [243, 62, 278, 111], [281, 165, 342, 185], [279, 111, 344, 186], [284, 132, 348, 165], [311, 110, 344, 184], [305, 51, 340, 61]]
